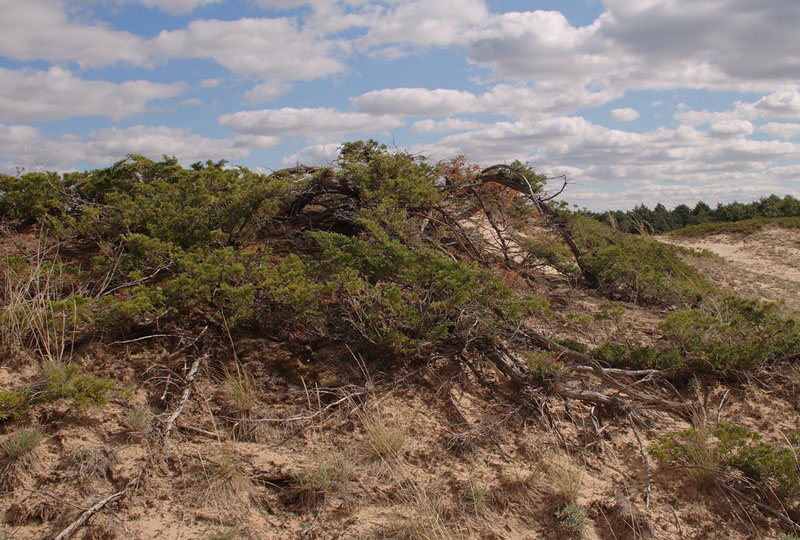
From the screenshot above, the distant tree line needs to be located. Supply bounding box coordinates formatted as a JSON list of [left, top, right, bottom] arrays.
[[583, 194, 800, 234]]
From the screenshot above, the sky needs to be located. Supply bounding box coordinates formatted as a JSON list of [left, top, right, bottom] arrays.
[[1, 0, 799, 211]]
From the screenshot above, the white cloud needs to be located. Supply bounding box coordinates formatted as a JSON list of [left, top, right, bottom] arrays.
[[352, 84, 623, 120], [0, 124, 278, 172], [200, 78, 223, 88], [754, 89, 800, 118], [279, 141, 343, 167], [0, 0, 148, 68], [609, 108, 639, 122], [709, 119, 754, 138], [761, 122, 800, 140], [356, 0, 489, 54], [0, 67, 185, 122], [136, 0, 222, 14], [151, 17, 348, 90], [410, 118, 485, 133], [218, 107, 404, 138], [352, 88, 479, 117]]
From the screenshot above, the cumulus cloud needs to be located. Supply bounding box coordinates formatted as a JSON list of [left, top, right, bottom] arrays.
[[0, 0, 148, 67], [151, 17, 348, 97], [356, 0, 489, 54], [754, 89, 800, 117], [0, 67, 185, 122], [410, 118, 485, 133], [761, 122, 800, 139], [352, 84, 623, 120], [609, 108, 639, 122], [0, 123, 278, 172], [709, 119, 754, 138], [218, 107, 404, 138]]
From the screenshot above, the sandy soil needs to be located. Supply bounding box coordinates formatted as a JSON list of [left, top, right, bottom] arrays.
[[659, 225, 800, 315]]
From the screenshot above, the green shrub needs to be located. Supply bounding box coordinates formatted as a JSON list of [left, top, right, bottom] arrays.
[[650, 423, 800, 502], [660, 296, 800, 372], [0, 363, 117, 422], [525, 350, 564, 382], [311, 230, 547, 356], [569, 214, 714, 305], [0, 171, 66, 224]]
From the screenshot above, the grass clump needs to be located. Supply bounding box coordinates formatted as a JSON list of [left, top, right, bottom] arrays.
[[358, 406, 407, 459], [0, 427, 43, 491], [556, 503, 588, 538], [123, 405, 151, 438], [292, 457, 353, 494], [549, 457, 583, 505]]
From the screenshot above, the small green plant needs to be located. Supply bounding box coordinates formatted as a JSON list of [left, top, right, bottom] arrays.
[[556, 503, 587, 538], [1, 363, 117, 422], [648, 413, 721, 488], [525, 350, 564, 382], [207, 528, 241, 540]]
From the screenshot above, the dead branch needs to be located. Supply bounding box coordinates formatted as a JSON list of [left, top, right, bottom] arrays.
[[159, 352, 209, 442], [52, 470, 143, 540], [477, 164, 600, 288], [629, 412, 652, 509]]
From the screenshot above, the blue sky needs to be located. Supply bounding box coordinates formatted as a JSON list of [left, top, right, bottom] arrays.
[[1, 0, 799, 210]]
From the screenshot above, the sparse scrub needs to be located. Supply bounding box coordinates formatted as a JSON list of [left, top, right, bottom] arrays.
[[650, 420, 800, 501]]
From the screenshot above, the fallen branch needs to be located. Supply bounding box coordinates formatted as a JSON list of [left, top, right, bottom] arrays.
[[52, 471, 143, 540], [629, 412, 652, 509], [160, 352, 209, 442]]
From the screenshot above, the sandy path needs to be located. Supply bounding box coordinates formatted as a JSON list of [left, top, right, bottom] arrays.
[[659, 226, 800, 314]]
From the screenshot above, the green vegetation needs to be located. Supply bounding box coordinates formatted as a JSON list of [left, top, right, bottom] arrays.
[[556, 503, 588, 538], [650, 423, 800, 502], [668, 216, 800, 238], [0, 363, 117, 421], [569, 213, 715, 305], [584, 194, 800, 235]]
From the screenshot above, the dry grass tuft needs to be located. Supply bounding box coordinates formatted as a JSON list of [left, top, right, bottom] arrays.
[[386, 483, 461, 540], [0, 427, 42, 491], [358, 405, 407, 459], [205, 444, 255, 504], [123, 404, 152, 439], [69, 445, 118, 494], [549, 456, 583, 505]]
